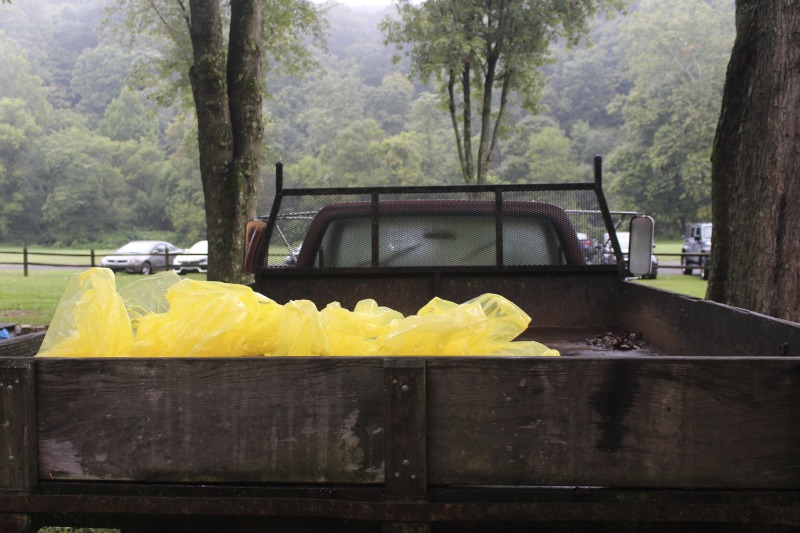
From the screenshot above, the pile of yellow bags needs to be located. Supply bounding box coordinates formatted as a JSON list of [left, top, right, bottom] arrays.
[[36, 268, 559, 358]]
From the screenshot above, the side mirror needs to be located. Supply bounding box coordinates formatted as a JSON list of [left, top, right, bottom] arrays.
[[628, 215, 654, 277], [243, 219, 268, 275]]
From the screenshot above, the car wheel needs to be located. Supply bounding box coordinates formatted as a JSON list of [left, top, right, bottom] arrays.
[[681, 255, 693, 275], [141, 261, 152, 275]]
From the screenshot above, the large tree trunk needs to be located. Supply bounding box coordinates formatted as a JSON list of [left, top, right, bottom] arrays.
[[226, 0, 263, 283], [188, 0, 262, 284], [708, 2, 800, 322]]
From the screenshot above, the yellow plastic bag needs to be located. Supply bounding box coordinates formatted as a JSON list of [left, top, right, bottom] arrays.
[[375, 294, 558, 356], [37, 268, 133, 357], [36, 268, 559, 357], [320, 299, 404, 356]]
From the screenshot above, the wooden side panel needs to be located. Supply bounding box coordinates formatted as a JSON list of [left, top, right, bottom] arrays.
[[253, 271, 621, 329], [0, 358, 36, 490], [436, 272, 621, 329], [426, 357, 800, 489], [0, 333, 45, 359], [36, 358, 386, 483], [619, 282, 800, 357]]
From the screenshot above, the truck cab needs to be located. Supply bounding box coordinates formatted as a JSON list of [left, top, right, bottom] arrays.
[[244, 158, 655, 319]]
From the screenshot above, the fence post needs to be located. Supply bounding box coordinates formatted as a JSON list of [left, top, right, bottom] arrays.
[[22, 246, 28, 277], [90, 249, 96, 267]]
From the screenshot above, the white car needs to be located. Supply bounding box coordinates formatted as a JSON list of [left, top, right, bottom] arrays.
[[173, 240, 208, 274]]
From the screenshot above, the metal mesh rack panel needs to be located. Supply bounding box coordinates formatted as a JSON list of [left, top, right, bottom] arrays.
[[258, 180, 624, 272]]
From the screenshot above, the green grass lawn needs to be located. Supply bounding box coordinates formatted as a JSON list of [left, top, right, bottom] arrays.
[[0, 269, 206, 327], [634, 273, 708, 299]]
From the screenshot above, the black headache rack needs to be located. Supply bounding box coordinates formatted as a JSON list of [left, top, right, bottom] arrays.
[[246, 156, 629, 278]]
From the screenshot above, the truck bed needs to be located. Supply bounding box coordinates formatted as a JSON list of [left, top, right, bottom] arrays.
[[2, 279, 800, 532]]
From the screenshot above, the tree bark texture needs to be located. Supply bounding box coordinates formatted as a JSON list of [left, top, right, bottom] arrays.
[[708, 1, 800, 322], [188, 0, 262, 284], [226, 0, 263, 282]]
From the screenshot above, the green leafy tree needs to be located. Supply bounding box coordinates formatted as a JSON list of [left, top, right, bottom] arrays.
[[0, 98, 46, 242], [71, 44, 136, 126], [97, 86, 159, 142], [110, 0, 324, 282], [321, 118, 386, 186], [382, 0, 625, 184], [608, 0, 734, 235], [300, 64, 369, 155], [542, 15, 626, 133], [406, 91, 461, 183], [365, 72, 413, 136], [163, 113, 206, 244], [374, 131, 423, 186], [39, 127, 131, 244], [497, 116, 586, 184], [0, 34, 54, 243], [0, 33, 53, 122]]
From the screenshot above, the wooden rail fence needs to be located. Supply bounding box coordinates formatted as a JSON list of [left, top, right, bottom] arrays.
[[0, 247, 710, 277]]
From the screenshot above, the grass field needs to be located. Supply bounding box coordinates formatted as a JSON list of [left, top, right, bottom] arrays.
[[0, 269, 206, 327]]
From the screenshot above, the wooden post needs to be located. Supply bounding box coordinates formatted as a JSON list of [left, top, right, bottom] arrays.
[[0, 354, 38, 533], [90, 249, 96, 267], [22, 247, 27, 277], [383, 358, 429, 533]]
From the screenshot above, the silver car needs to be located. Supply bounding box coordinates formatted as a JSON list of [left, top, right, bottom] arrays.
[[100, 240, 183, 275]]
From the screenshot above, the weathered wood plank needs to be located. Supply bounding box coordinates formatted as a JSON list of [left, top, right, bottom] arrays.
[[253, 271, 621, 328], [34, 355, 800, 490], [0, 358, 36, 490], [620, 282, 800, 356], [0, 513, 36, 533], [36, 358, 386, 483], [425, 356, 800, 489], [0, 332, 45, 359], [383, 359, 426, 499]]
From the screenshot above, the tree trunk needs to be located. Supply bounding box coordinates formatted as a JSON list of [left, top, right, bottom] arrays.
[[225, 0, 263, 283], [708, 1, 800, 322], [188, 0, 262, 284]]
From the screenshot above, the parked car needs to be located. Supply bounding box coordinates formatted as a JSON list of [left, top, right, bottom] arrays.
[[100, 240, 183, 275], [174, 240, 208, 275], [682, 222, 712, 280], [602, 231, 658, 279]]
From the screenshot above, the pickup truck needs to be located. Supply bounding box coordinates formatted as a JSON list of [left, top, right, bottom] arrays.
[[2, 158, 799, 532]]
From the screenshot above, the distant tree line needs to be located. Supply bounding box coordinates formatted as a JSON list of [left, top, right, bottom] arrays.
[[0, 0, 734, 247]]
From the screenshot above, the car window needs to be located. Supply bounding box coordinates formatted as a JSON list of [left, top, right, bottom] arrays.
[[154, 244, 166, 254], [316, 215, 568, 267], [189, 241, 208, 253], [116, 242, 153, 254]]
